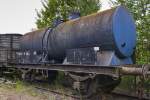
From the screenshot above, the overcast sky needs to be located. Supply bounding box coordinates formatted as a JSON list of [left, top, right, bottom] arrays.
[[0, 0, 110, 34]]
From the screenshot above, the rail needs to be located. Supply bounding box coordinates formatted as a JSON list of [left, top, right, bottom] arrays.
[[34, 85, 150, 100]]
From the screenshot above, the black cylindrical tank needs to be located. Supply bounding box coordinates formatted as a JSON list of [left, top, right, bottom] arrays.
[[21, 29, 46, 51], [21, 6, 136, 59]]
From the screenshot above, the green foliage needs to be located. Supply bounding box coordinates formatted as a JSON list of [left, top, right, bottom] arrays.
[[110, 0, 150, 64], [15, 80, 25, 92], [36, 0, 101, 28], [53, 71, 64, 88], [118, 76, 136, 91]]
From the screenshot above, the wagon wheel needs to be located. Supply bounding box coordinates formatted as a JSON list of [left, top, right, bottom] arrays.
[[81, 75, 121, 99], [47, 70, 58, 83], [68, 73, 121, 99], [22, 69, 58, 83]]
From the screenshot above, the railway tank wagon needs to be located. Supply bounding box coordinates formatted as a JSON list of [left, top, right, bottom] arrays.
[[18, 6, 137, 97], [0, 6, 136, 96], [20, 6, 136, 65]]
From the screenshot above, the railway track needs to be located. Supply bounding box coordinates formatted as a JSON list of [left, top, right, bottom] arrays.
[[34, 86, 150, 100], [111, 90, 150, 100], [0, 77, 149, 100], [34, 86, 80, 100]]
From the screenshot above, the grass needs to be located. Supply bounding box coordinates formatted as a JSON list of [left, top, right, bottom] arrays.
[[15, 80, 25, 92], [0, 71, 80, 100], [0, 80, 58, 99]]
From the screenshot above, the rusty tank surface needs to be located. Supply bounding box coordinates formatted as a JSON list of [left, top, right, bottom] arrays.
[[21, 6, 136, 61]]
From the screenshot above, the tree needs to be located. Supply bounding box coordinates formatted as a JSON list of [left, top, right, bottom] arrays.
[[110, 0, 150, 64], [36, 0, 101, 29]]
